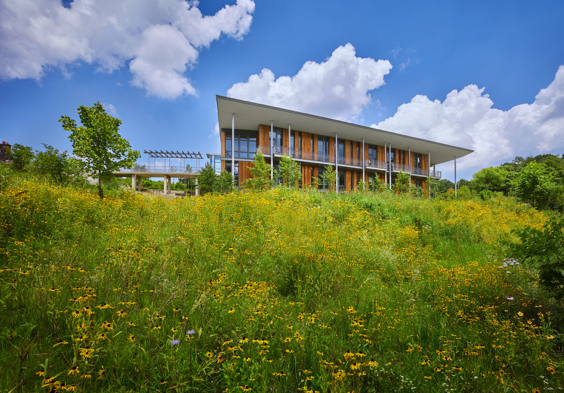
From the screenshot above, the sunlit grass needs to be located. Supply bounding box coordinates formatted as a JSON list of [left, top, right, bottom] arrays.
[[0, 174, 562, 392]]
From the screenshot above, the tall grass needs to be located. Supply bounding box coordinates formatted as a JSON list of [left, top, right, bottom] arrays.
[[0, 173, 562, 392]]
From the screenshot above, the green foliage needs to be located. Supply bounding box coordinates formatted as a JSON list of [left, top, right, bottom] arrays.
[[276, 155, 301, 189], [357, 179, 368, 193], [510, 218, 564, 300], [368, 174, 382, 192], [471, 166, 511, 197], [321, 164, 336, 191], [457, 185, 472, 199], [246, 150, 273, 190], [515, 161, 557, 210], [9, 143, 34, 171], [29, 144, 86, 186], [198, 163, 217, 195], [59, 101, 140, 199], [215, 170, 235, 194], [395, 171, 410, 193]]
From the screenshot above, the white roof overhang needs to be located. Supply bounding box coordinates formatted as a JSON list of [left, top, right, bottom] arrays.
[[217, 95, 473, 165]]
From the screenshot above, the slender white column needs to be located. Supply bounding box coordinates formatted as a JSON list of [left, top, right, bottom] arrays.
[[138, 176, 142, 192], [384, 142, 387, 186], [454, 156, 457, 197], [195, 177, 199, 196], [389, 143, 392, 189], [408, 147, 411, 193], [288, 124, 292, 157], [362, 138, 365, 189], [270, 121, 274, 179], [163, 175, 167, 195], [428, 150, 431, 198], [132, 174, 136, 189], [231, 113, 235, 185], [335, 132, 339, 194]]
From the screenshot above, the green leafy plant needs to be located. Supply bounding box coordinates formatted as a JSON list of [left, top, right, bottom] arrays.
[[510, 218, 564, 300], [59, 102, 140, 199], [395, 171, 410, 193], [216, 170, 235, 194], [321, 164, 336, 192], [246, 150, 273, 191], [515, 161, 556, 210], [9, 144, 34, 171], [276, 155, 301, 189], [198, 163, 217, 195]]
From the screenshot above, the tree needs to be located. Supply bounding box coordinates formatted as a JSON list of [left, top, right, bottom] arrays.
[[10, 144, 34, 171], [394, 171, 410, 194], [59, 102, 140, 199], [277, 155, 301, 189], [30, 143, 84, 186], [369, 174, 382, 192], [515, 161, 556, 209], [198, 163, 217, 195], [246, 150, 273, 191], [471, 166, 511, 197], [216, 170, 235, 194], [321, 164, 336, 192]]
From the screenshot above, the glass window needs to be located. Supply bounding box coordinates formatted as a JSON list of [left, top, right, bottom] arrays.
[[338, 142, 344, 158], [226, 136, 232, 158]]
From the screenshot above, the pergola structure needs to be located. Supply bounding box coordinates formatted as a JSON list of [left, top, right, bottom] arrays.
[[113, 149, 204, 196]]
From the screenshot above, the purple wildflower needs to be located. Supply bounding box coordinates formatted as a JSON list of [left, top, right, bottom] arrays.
[[186, 330, 195, 335], [507, 297, 514, 301], [171, 339, 180, 346]]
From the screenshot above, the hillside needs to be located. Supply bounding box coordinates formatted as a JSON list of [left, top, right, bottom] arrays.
[[1, 173, 562, 392]]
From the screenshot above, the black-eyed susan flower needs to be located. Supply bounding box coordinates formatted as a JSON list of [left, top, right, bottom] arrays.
[[68, 366, 79, 375]]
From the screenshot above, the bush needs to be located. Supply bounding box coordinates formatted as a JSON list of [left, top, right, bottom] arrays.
[[510, 217, 564, 300]]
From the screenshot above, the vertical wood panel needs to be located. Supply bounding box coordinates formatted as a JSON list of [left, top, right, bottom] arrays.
[[221, 160, 226, 172], [313, 134, 318, 158], [422, 154, 428, 173], [378, 146, 385, 162], [295, 131, 300, 154], [221, 132, 226, 157], [302, 164, 311, 186], [345, 140, 351, 159], [379, 173, 385, 182], [302, 132, 311, 158], [364, 144, 369, 166], [313, 166, 318, 181], [282, 129, 289, 150], [329, 138, 335, 163], [258, 125, 269, 151], [352, 142, 357, 161], [238, 161, 254, 188], [345, 169, 351, 191], [352, 171, 357, 191]]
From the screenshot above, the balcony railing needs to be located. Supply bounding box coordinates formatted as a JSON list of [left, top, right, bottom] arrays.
[[116, 166, 202, 174], [253, 146, 442, 178]]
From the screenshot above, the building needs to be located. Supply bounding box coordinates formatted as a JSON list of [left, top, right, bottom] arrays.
[[216, 96, 473, 191], [0, 141, 11, 163], [207, 153, 222, 175]]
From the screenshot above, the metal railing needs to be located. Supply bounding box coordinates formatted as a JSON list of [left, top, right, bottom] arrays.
[[116, 166, 202, 174], [253, 146, 442, 178]]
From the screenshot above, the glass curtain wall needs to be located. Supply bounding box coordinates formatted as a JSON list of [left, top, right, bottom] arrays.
[[225, 131, 257, 159]]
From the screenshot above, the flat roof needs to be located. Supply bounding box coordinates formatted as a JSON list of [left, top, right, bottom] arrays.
[[217, 95, 473, 166]]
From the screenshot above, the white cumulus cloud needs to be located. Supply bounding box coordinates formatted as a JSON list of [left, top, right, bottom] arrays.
[[373, 66, 564, 178], [227, 43, 393, 121], [0, 0, 255, 99]]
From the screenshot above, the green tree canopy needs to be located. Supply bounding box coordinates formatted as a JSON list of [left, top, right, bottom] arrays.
[[59, 102, 140, 199], [198, 163, 217, 195], [10, 144, 34, 171], [471, 166, 511, 196], [276, 155, 301, 189], [246, 151, 273, 191], [515, 161, 556, 209]]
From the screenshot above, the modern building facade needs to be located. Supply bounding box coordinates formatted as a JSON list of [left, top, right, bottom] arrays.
[[216, 96, 473, 191], [207, 153, 222, 175]]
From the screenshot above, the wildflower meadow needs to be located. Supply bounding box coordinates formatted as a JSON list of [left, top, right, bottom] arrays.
[[1, 172, 563, 392]]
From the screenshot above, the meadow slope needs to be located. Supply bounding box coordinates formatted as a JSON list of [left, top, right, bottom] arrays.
[[1, 176, 562, 392]]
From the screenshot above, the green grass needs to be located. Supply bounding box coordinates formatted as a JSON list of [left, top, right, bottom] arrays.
[[0, 172, 562, 392]]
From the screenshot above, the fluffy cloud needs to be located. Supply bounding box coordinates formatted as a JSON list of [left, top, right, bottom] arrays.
[[0, 0, 255, 98], [227, 43, 392, 121], [374, 66, 564, 176]]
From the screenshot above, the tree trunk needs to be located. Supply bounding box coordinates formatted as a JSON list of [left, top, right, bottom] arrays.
[[98, 175, 104, 199]]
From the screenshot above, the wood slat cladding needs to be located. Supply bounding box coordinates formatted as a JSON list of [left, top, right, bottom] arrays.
[[352, 171, 357, 191], [410, 150, 415, 169], [302, 132, 311, 154], [238, 161, 254, 187], [313, 134, 318, 154], [302, 164, 311, 186], [379, 173, 386, 182], [377, 146, 386, 162], [329, 138, 335, 163], [258, 125, 270, 148], [364, 144, 369, 164], [294, 132, 299, 154], [345, 140, 351, 160], [352, 142, 357, 160], [221, 160, 226, 172], [282, 129, 289, 148], [221, 132, 226, 157], [345, 169, 351, 191], [422, 153, 429, 172]]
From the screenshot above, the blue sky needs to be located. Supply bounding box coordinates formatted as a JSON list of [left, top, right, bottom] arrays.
[[1, 0, 563, 181]]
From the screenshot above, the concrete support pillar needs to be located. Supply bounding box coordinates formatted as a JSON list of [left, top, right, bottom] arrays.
[[132, 174, 136, 190], [408, 147, 411, 193], [232, 113, 235, 186], [389, 143, 392, 189], [362, 138, 365, 190], [428, 150, 431, 198], [195, 177, 199, 196], [138, 176, 142, 192], [454, 156, 457, 197], [163, 175, 168, 195], [335, 132, 339, 194], [384, 142, 387, 186], [168, 176, 171, 194], [270, 121, 274, 179]]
